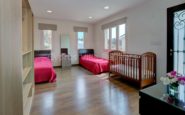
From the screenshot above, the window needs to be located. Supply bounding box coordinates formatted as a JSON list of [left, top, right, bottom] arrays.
[[38, 23, 57, 50], [73, 26, 88, 49], [42, 30, 52, 49], [111, 27, 117, 50], [103, 24, 126, 51], [102, 17, 126, 51], [118, 24, 126, 51], [104, 28, 109, 49], [77, 32, 85, 49]]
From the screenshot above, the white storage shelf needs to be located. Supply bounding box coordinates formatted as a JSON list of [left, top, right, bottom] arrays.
[[22, 66, 32, 82], [23, 83, 32, 107], [22, 0, 34, 115], [22, 50, 32, 56], [23, 95, 33, 115]]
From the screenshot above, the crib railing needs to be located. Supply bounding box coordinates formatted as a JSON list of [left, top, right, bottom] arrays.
[[141, 52, 156, 88], [109, 50, 156, 89]]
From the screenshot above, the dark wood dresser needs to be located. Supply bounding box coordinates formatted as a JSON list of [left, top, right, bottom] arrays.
[[139, 83, 185, 115]]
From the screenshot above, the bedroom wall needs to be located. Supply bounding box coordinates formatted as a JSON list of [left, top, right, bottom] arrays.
[[34, 17, 94, 66], [94, 0, 185, 82]]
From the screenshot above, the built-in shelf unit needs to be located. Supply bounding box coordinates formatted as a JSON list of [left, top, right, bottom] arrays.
[[22, 0, 34, 115], [0, 0, 34, 115]]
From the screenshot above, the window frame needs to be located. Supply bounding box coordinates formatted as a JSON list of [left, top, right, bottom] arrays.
[[104, 28, 110, 50], [103, 23, 126, 51], [40, 30, 53, 50], [118, 24, 126, 51], [76, 31, 85, 49]]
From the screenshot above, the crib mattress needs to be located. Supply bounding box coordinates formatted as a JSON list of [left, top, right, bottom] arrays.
[[110, 64, 154, 80]]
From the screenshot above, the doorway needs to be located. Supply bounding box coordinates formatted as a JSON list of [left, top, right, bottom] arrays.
[[167, 3, 185, 75]]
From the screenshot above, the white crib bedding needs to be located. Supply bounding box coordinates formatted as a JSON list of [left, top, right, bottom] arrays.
[[110, 64, 154, 80]]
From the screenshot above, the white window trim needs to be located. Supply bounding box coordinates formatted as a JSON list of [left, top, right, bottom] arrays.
[[116, 25, 119, 50], [104, 23, 127, 51], [39, 30, 53, 50], [103, 28, 109, 50], [76, 32, 86, 49]]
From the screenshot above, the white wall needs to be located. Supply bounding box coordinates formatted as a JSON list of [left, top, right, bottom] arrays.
[[34, 18, 94, 66], [94, 0, 185, 82]]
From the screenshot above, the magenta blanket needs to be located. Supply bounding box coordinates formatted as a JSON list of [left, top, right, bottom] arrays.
[[80, 55, 109, 74], [34, 57, 56, 83]]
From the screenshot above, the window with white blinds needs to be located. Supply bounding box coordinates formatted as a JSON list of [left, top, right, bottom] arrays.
[[38, 23, 57, 50], [102, 17, 126, 51], [73, 26, 88, 49]]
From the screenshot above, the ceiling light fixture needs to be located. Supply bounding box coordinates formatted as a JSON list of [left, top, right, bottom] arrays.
[[104, 6, 110, 10], [88, 16, 93, 19], [47, 10, 53, 13]]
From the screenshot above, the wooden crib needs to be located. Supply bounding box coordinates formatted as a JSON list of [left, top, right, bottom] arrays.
[[109, 50, 156, 89]]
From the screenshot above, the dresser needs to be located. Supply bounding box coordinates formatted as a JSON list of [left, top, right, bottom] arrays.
[[139, 83, 185, 115]]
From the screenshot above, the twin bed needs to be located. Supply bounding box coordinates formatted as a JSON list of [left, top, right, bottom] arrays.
[[79, 49, 109, 74], [34, 49, 108, 83], [34, 50, 56, 83]]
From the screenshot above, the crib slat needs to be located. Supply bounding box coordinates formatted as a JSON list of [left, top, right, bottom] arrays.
[[127, 56, 129, 78], [135, 57, 138, 80], [132, 58, 134, 79]]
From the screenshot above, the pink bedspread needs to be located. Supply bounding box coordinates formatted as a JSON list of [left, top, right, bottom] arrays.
[[34, 57, 56, 83], [80, 55, 109, 74]]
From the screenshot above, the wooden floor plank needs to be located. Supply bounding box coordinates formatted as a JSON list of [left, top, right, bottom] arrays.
[[31, 66, 139, 115]]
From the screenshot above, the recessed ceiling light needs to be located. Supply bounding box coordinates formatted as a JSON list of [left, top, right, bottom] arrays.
[[47, 10, 53, 13], [104, 6, 110, 10], [88, 16, 93, 19]]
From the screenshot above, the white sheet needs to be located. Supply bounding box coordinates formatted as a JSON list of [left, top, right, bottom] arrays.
[[110, 64, 154, 80]]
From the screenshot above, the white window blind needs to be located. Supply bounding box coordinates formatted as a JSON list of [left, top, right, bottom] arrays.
[[73, 26, 88, 32], [39, 30, 53, 50], [73, 26, 88, 49], [38, 23, 57, 50], [38, 23, 57, 31], [101, 17, 127, 30]]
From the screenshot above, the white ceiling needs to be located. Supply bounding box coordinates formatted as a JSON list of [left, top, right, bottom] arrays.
[[29, 0, 147, 24]]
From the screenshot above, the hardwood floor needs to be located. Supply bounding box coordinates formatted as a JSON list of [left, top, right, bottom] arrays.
[[31, 66, 139, 115]]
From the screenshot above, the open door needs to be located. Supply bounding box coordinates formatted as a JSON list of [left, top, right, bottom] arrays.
[[167, 3, 185, 75]]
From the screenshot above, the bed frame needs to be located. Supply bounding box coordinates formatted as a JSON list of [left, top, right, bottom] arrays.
[[34, 50, 51, 59], [78, 49, 109, 74], [78, 49, 94, 58], [109, 50, 156, 89]]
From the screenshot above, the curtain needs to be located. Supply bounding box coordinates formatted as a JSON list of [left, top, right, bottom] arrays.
[[38, 23, 57, 31], [73, 26, 88, 32]]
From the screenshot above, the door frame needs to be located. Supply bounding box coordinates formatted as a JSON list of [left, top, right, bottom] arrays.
[[167, 3, 185, 72]]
